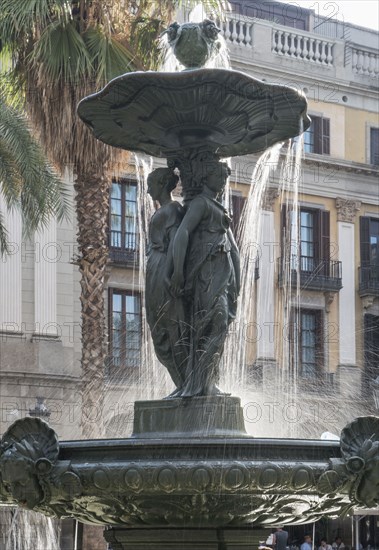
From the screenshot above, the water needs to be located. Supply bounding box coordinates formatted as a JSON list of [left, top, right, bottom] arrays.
[[222, 143, 283, 397], [102, 26, 233, 417], [100, 24, 322, 440], [103, 153, 174, 434], [0, 508, 59, 550], [276, 135, 304, 438]]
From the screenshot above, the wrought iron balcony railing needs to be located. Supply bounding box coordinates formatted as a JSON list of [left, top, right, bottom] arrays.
[[359, 264, 379, 296], [278, 255, 343, 292], [109, 230, 139, 265]]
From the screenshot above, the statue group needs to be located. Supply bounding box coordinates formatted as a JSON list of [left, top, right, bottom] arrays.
[[145, 160, 240, 398]]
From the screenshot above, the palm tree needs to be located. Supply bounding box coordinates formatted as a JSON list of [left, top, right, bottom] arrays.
[[0, 96, 68, 254], [0, 0, 223, 438]]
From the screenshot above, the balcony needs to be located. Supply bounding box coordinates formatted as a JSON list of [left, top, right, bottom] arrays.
[[278, 255, 343, 292], [214, 12, 378, 84], [109, 230, 138, 266], [359, 264, 379, 297]]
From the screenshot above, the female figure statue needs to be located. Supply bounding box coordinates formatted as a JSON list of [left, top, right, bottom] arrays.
[[146, 168, 187, 394], [171, 161, 240, 397]]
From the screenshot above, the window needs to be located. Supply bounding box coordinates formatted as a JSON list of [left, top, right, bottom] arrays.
[[291, 309, 324, 380], [299, 309, 323, 379], [109, 181, 138, 263], [360, 217, 379, 267], [109, 289, 141, 371], [280, 206, 342, 291], [299, 210, 315, 271], [370, 127, 379, 165], [359, 216, 379, 294], [230, 1, 309, 30], [304, 116, 330, 155], [283, 206, 330, 268]]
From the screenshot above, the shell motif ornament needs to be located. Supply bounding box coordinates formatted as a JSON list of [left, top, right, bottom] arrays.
[[0, 418, 59, 509], [318, 416, 379, 508]]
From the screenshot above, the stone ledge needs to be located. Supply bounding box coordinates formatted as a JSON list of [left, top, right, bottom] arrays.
[[132, 396, 247, 438]]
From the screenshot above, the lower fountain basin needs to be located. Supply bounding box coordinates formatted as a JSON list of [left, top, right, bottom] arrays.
[[0, 417, 378, 529]]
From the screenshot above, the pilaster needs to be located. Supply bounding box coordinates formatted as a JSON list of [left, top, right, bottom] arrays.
[[256, 189, 278, 365], [34, 219, 57, 336], [0, 197, 22, 332], [336, 198, 360, 371]]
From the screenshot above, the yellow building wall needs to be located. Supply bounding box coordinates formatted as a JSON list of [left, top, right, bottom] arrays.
[[307, 101, 379, 164], [307, 100, 346, 160], [345, 108, 379, 164]]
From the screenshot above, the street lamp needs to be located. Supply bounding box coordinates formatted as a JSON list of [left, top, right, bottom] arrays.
[[29, 397, 51, 419]]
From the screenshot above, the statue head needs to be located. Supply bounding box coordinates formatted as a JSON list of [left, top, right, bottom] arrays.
[[203, 161, 231, 196], [0, 417, 59, 509], [147, 168, 179, 201], [163, 19, 221, 69], [0, 446, 46, 508]]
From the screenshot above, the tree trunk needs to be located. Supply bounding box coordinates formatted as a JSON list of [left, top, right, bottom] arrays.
[[75, 169, 110, 439]]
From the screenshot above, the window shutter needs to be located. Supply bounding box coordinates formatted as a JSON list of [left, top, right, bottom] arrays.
[[281, 204, 288, 261], [370, 128, 379, 165], [315, 309, 324, 375], [321, 211, 330, 276], [363, 314, 379, 391], [231, 194, 246, 237], [322, 118, 330, 155], [313, 117, 323, 154], [360, 216, 371, 266]]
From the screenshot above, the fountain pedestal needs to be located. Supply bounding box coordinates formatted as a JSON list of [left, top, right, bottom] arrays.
[[105, 526, 266, 550], [132, 396, 247, 438]]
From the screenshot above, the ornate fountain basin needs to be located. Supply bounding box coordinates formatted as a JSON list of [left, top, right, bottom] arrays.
[[0, 417, 378, 530], [77, 68, 310, 159]]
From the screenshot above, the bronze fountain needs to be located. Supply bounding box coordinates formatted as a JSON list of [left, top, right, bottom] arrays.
[[0, 20, 377, 550]]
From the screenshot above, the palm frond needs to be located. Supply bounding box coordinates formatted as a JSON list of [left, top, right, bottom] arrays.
[[0, 138, 22, 206], [0, 210, 9, 255], [33, 19, 92, 83], [0, 97, 70, 249], [175, 0, 225, 13], [0, 0, 68, 44], [83, 27, 135, 84]]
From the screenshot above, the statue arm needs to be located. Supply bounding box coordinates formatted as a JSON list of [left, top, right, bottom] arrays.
[[164, 226, 178, 282], [228, 228, 240, 295], [171, 199, 206, 296]]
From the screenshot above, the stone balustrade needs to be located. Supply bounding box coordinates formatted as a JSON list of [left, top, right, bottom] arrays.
[[215, 13, 253, 48], [214, 13, 378, 84], [272, 28, 334, 65], [351, 46, 379, 78]]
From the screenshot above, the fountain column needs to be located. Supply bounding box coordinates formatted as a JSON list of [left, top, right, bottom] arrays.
[[335, 198, 361, 398], [254, 188, 279, 389]]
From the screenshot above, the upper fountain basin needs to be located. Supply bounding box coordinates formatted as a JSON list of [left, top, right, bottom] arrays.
[[77, 68, 311, 158]]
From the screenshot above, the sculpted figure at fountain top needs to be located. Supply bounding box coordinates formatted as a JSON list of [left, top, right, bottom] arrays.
[[145, 168, 187, 395], [170, 161, 240, 397]]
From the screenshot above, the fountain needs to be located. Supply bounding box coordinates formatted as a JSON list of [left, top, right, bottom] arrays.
[[0, 19, 378, 550]]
